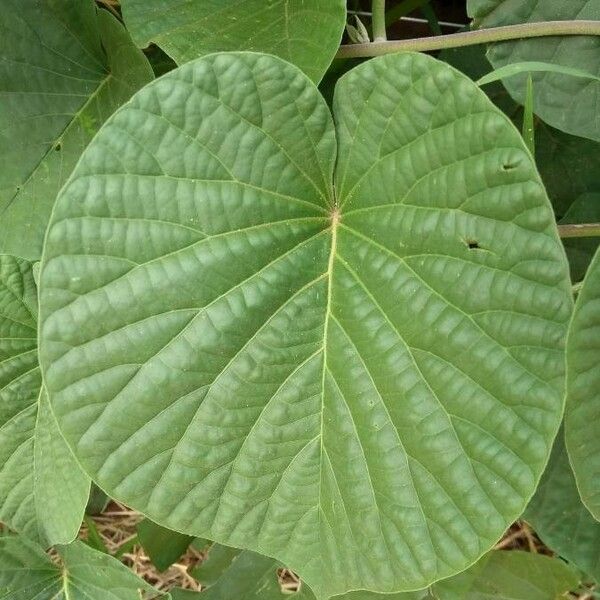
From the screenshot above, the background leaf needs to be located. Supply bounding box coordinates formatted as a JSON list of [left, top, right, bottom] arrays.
[[38, 52, 572, 598], [0, 255, 89, 546], [0, 0, 153, 261], [174, 547, 579, 600], [0, 536, 168, 599], [190, 543, 242, 589], [565, 247, 600, 520], [432, 550, 578, 600], [120, 0, 346, 83], [467, 0, 600, 141], [526, 429, 600, 583], [137, 519, 194, 572], [559, 194, 600, 282]]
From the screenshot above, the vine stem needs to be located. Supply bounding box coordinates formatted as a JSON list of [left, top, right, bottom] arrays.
[[336, 20, 600, 58], [372, 0, 387, 42], [558, 223, 600, 239]]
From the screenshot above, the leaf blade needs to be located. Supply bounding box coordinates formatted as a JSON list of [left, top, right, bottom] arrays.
[[39, 52, 572, 599]]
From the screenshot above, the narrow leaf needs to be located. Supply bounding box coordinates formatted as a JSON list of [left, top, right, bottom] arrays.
[[477, 61, 600, 88], [522, 75, 535, 156]]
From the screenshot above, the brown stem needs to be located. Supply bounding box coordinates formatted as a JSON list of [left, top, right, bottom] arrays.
[[558, 223, 600, 239]]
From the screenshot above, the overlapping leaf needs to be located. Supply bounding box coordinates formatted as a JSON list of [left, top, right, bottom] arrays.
[[137, 519, 194, 572], [0, 0, 153, 261], [526, 429, 600, 583], [565, 248, 600, 519], [38, 52, 572, 598], [0, 536, 166, 599], [467, 0, 600, 141], [0, 255, 89, 546], [120, 0, 346, 83]]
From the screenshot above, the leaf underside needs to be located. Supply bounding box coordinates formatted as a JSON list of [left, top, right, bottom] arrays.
[[120, 0, 346, 83], [467, 0, 600, 142], [0, 0, 152, 261], [565, 248, 600, 520], [39, 52, 572, 598]]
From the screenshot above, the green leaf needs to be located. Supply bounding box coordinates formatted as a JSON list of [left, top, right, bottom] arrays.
[[0, 1, 153, 261], [0, 536, 167, 599], [526, 429, 600, 583], [467, 0, 600, 142], [432, 551, 579, 600], [137, 519, 194, 572], [85, 484, 110, 516], [565, 247, 600, 520], [195, 550, 314, 600], [120, 0, 345, 83], [560, 194, 600, 283], [535, 127, 600, 219], [38, 52, 572, 599], [522, 75, 535, 156], [0, 255, 89, 546], [190, 544, 242, 588]]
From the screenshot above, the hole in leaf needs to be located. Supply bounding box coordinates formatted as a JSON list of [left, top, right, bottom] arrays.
[[502, 162, 519, 171], [277, 567, 301, 594], [465, 239, 481, 250], [55, 143, 62, 151]]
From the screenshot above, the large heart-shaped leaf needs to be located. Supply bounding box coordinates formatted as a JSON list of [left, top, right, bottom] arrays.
[[38, 52, 572, 598], [467, 0, 600, 142], [0, 255, 89, 546], [0, 0, 153, 261], [120, 0, 346, 83], [0, 536, 167, 599], [526, 429, 600, 583], [565, 247, 600, 519]]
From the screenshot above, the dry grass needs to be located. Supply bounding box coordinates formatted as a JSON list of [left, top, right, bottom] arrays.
[[77, 504, 594, 598], [80, 501, 204, 593]]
